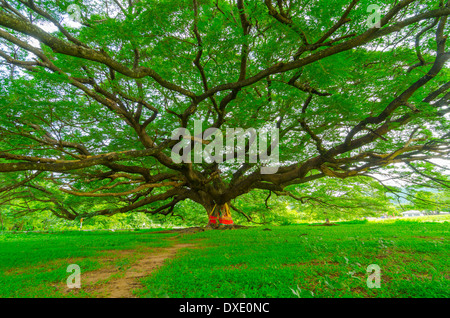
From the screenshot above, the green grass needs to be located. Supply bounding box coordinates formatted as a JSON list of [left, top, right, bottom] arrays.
[[137, 221, 450, 298], [0, 229, 175, 297], [0, 221, 449, 298]]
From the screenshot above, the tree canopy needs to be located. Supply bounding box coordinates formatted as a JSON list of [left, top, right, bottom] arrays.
[[0, 0, 449, 222]]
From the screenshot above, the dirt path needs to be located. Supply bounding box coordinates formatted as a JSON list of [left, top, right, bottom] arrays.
[[62, 241, 196, 298]]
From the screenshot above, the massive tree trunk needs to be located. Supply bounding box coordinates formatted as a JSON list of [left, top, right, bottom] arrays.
[[190, 190, 234, 228], [206, 203, 234, 228]]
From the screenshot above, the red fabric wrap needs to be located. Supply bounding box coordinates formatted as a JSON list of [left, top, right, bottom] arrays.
[[208, 215, 218, 224], [219, 216, 234, 225]]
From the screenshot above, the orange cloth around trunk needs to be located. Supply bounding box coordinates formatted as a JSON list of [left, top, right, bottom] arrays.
[[208, 204, 233, 225], [219, 203, 233, 225], [208, 215, 218, 224], [208, 205, 219, 224]]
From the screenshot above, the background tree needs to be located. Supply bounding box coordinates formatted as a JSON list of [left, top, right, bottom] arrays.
[[0, 0, 449, 225]]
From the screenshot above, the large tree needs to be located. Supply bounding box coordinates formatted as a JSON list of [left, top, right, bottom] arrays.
[[0, 0, 449, 225]]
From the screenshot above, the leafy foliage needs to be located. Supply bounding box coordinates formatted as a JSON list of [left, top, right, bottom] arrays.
[[0, 0, 448, 223]]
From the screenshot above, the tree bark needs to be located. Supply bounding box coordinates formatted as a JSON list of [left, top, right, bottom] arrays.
[[202, 201, 234, 229]]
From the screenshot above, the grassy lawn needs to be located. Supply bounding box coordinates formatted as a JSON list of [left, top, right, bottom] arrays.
[[0, 220, 449, 298], [137, 221, 450, 298], [0, 229, 176, 297]]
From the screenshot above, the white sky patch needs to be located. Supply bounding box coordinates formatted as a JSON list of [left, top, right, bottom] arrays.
[[27, 22, 58, 48]]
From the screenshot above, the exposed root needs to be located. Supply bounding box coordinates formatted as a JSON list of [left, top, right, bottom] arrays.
[[150, 224, 249, 235]]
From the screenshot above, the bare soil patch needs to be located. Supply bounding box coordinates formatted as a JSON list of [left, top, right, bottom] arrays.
[[61, 242, 197, 298]]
